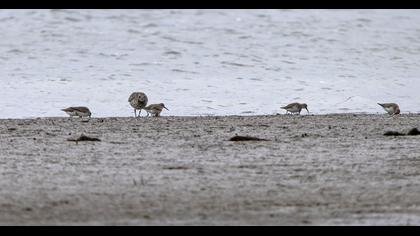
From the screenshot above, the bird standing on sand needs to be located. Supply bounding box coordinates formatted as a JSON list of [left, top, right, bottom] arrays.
[[128, 92, 148, 117], [281, 103, 309, 115], [378, 103, 400, 115], [62, 107, 92, 118], [144, 103, 169, 117]]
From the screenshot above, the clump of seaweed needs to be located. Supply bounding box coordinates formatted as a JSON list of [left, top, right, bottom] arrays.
[[384, 128, 420, 136], [229, 135, 269, 141], [67, 134, 101, 143], [407, 128, 420, 136]]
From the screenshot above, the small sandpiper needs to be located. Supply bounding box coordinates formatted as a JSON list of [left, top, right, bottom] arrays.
[[378, 103, 400, 115], [280, 103, 309, 115], [144, 103, 169, 117], [62, 106, 92, 118], [128, 92, 148, 117]]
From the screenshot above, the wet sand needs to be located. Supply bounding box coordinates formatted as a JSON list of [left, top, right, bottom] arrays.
[[1, 114, 420, 225]]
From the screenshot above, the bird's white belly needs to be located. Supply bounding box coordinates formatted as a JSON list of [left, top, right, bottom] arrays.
[[65, 111, 78, 117], [384, 107, 395, 114], [66, 111, 89, 117], [287, 107, 301, 113], [148, 109, 160, 114]]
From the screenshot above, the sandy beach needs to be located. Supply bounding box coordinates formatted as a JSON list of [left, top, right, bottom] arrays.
[[1, 114, 420, 225]]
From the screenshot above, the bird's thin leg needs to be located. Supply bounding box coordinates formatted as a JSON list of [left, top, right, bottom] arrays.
[[138, 109, 142, 117], [134, 109, 137, 117]]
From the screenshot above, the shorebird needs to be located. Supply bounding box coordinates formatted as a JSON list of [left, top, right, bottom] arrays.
[[281, 103, 309, 115], [62, 107, 92, 118], [144, 103, 169, 117], [378, 103, 400, 115], [128, 92, 148, 117]]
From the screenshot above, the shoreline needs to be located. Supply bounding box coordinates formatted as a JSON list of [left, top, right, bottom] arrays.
[[1, 114, 420, 225], [1, 112, 420, 120]]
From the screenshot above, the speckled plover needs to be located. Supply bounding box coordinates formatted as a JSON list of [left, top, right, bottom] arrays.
[[378, 103, 400, 115], [62, 107, 92, 118], [144, 103, 169, 117], [128, 92, 148, 117], [281, 103, 309, 115]]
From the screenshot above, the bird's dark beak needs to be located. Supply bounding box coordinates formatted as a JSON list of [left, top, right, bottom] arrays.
[[306, 108, 309, 113], [164, 106, 169, 111]]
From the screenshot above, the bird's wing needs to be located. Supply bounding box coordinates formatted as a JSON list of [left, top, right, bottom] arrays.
[[282, 103, 299, 109], [379, 103, 397, 108], [145, 104, 162, 111], [73, 107, 90, 113], [128, 93, 137, 102], [129, 92, 148, 103]]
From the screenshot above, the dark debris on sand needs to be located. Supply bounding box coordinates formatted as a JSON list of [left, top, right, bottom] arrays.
[[407, 128, 420, 136], [229, 135, 269, 141], [383, 131, 405, 136], [384, 128, 420, 136], [67, 134, 101, 143]]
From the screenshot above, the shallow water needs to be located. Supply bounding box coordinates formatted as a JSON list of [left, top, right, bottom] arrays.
[[1, 9, 420, 118]]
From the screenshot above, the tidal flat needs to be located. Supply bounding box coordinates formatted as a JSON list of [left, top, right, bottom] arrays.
[[1, 114, 420, 225]]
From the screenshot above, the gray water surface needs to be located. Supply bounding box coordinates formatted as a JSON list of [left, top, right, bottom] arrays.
[[1, 9, 420, 118]]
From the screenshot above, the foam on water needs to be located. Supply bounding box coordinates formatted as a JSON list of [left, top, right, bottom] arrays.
[[1, 9, 420, 118]]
